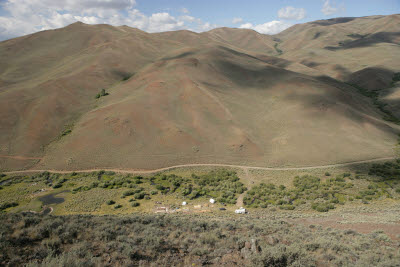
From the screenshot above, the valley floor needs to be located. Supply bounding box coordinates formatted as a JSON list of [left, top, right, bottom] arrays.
[[1, 159, 400, 266]]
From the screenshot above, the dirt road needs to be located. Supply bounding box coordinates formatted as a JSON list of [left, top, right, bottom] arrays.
[[3, 156, 395, 175]]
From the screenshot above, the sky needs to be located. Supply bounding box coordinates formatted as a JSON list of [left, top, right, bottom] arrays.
[[0, 0, 398, 41]]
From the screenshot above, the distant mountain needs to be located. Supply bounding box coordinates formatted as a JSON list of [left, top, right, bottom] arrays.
[[0, 14, 399, 171]]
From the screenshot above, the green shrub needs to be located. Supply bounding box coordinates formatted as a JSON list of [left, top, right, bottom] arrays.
[[134, 192, 145, 200], [53, 182, 63, 188], [325, 172, 331, 176], [335, 176, 345, 182], [61, 129, 72, 136], [330, 198, 339, 204], [274, 43, 283, 55], [122, 190, 135, 197], [393, 72, 400, 82], [312, 203, 334, 212], [131, 202, 140, 207], [106, 200, 115, 205], [95, 88, 109, 99], [0, 202, 18, 211], [114, 204, 122, 209], [279, 205, 295, 210]]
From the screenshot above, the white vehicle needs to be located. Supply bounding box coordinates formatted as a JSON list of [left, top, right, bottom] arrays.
[[235, 207, 247, 214]]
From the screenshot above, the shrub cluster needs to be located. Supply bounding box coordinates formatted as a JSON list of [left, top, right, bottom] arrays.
[[244, 174, 357, 211]]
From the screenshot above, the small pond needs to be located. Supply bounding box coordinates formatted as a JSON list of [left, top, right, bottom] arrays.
[[39, 191, 68, 205]]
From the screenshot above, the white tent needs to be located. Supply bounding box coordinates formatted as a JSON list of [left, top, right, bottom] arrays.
[[209, 198, 215, 204], [182, 201, 187, 206]]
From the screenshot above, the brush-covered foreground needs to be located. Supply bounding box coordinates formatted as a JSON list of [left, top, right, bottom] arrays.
[[1, 212, 399, 266]]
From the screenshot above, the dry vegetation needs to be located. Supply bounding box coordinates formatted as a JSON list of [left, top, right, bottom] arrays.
[[1, 212, 399, 266]]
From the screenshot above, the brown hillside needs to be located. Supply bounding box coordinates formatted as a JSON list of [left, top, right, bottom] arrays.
[[0, 14, 400, 171], [37, 45, 398, 170], [275, 14, 400, 80]]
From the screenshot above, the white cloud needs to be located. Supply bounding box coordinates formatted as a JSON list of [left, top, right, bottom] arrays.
[[0, 0, 218, 40], [232, 17, 243, 24], [239, 20, 292, 34], [199, 22, 217, 31], [278, 6, 306, 20], [179, 15, 196, 22], [321, 0, 343, 15], [147, 12, 185, 32], [181, 7, 189, 14], [239, 23, 253, 29], [4, 0, 136, 15]]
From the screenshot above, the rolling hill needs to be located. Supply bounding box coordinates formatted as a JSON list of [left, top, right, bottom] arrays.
[[0, 14, 399, 171]]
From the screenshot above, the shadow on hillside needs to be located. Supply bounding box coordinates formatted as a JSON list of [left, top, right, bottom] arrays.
[[325, 32, 400, 50], [313, 32, 323, 39], [281, 75, 400, 131], [346, 67, 395, 91], [215, 59, 294, 88], [162, 51, 196, 61], [300, 60, 320, 68], [256, 56, 292, 68], [311, 17, 356, 26]]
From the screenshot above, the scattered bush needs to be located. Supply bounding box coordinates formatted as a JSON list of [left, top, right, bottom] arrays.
[[393, 72, 400, 82], [0, 202, 18, 211], [279, 205, 295, 210], [134, 192, 145, 200], [122, 190, 135, 197], [106, 200, 115, 205], [312, 203, 335, 212], [61, 129, 72, 136], [95, 88, 109, 99]]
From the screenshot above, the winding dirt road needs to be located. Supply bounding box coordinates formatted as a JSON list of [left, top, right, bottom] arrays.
[[0, 155, 42, 160], [3, 156, 395, 175]]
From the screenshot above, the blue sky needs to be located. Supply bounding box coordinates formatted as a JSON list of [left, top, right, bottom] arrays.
[[0, 0, 398, 41]]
